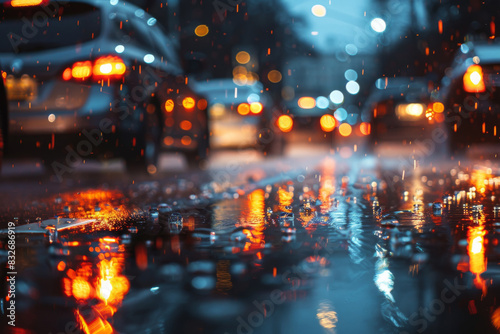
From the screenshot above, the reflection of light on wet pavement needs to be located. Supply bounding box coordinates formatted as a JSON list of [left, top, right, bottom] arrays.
[[374, 255, 395, 303], [57, 190, 132, 230], [61, 237, 129, 334], [318, 158, 335, 213], [468, 224, 487, 292], [278, 187, 294, 208], [316, 300, 338, 332]]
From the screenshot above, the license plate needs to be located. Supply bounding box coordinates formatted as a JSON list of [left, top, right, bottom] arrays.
[[5, 74, 37, 101]]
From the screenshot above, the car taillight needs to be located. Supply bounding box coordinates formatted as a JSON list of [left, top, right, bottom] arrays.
[[320, 114, 336, 132], [62, 56, 126, 82], [182, 97, 196, 110], [237, 103, 250, 115], [249, 102, 263, 114], [237, 102, 263, 115], [8, 0, 47, 7], [277, 115, 293, 133], [71, 61, 92, 80], [463, 64, 486, 93], [93, 56, 126, 79]]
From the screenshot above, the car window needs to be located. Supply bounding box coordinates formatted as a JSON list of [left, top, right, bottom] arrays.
[[109, 13, 157, 56], [0, 2, 102, 53]]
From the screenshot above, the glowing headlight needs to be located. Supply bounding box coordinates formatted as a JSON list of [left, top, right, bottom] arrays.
[[396, 103, 425, 119]]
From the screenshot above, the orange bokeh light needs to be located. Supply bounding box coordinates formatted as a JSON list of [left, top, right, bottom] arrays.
[[180, 120, 192, 131], [164, 99, 174, 112], [277, 115, 293, 132], [338, 123, 352, 137], [298, 97, 316, 109], [320, 114, 336, 132], [250, 102, 263, 114], [182, 97, 196, 110], [237, 103, 250, 115], [359, 122, 371, 135], [463, 65, 486, 93]]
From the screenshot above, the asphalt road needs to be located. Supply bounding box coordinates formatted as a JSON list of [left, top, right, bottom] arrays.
[[1, 133, 500, 334]]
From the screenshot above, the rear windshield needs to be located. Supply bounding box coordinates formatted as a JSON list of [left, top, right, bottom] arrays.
[[0, 2, 101, 53]]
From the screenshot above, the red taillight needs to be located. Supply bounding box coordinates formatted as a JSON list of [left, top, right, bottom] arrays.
[[1, 71, 6, 84], [237, 103, 250, 115], [71, 61, 92, 80], [8, 0, 46, 7], [249, 102, 263, 114], [463, 64, 486, 93], [277, 115, 293, 133], [62, 56, 126, 82], [93, 56, 126, 79], [320, 114, 336, 132], [182, 97, 196, 110]]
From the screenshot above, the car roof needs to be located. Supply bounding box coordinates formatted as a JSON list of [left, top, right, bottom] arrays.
[[366, 77, 430, 105]]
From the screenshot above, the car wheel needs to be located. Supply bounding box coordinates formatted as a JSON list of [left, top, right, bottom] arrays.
[[125, 102, 162, 174]]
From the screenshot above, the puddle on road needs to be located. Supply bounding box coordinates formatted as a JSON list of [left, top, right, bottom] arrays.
[[1, 160, 500, 333]]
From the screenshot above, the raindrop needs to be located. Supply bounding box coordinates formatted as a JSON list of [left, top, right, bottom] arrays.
[[147, 17, 157, 26], [168, 212, 183, 234], [279, 212, 295, 228], [345, 44, 358, 56], [344, 69, 358, 81], [432, 202, 442, 216]]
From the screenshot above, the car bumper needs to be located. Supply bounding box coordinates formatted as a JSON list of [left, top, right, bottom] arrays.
[[209, 114, 261, 149]]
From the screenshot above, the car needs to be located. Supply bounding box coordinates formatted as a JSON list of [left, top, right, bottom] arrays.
[[361, 77, 441, 152], [437, 40, 500, 155], [0, 0, 209, 177], [190, 79, 284, 154]]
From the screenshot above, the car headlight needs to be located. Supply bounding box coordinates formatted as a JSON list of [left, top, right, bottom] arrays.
[[395, 103, 425, 120]]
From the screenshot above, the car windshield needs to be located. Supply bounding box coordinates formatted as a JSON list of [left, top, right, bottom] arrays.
[[0, 2, 101, 53]]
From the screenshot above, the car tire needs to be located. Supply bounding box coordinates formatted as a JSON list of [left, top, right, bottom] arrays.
[[124, 101, 162, 174]]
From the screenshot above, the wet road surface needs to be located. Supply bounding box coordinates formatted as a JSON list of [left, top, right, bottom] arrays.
[[1, 141, 500, 334]]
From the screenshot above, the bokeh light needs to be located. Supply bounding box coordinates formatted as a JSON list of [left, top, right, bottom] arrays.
[[268, 70, 282, 83], [311, 5, 326, 17], [338, 123, 352, 137], [320, 114, 336, 132], [316, 96, 330, 109], [277, 115, 293, 132], [329, 90, 344, 104], [371, 18, 386, 33], [236, 51, 251, 64], [194, 25, 209, 37], [298, 97, 316, 109], [346, 81, 360, 95]]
